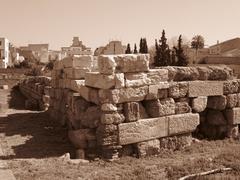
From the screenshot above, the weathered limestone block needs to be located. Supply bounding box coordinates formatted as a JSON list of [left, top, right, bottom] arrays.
[[101, 103, 118, 112], [96, 124, 118, 146], [136, 139, 160, 157], [123, 102, 140, 122], [98, 54, 149, 74], [224, 80, 240, 95], [197, 66, 211, 80], [206, 109, 227, 125], [85, 72, 115, 89], [62, 55, 93, 68], [188, 81, 223, 97], [125, 69, 168, 88], [169, 82, 189, 98], [144, 98, 175, 117], [101, 113, 125, 125], [207, 95, 227, 110], [224, 107, 240, 125], [81, 106, 101, 128], [168, 113, 199, 135], [64, 68, 90, 79], [68, 129, 95, 149], [118, 116, 168, 145], [174, 67, 200, 81], [99, 86, 148, 104], [191, 96, 207, 112], [175, 102, 191, 114], [115, 54, 149, 73], [145, 82, 169, 100], [226, 94, 238, 108], [115, 73, 125, 88], [208, 66, 233, 80], [160, 133, 192, 150], [98, 55, 117, 75]]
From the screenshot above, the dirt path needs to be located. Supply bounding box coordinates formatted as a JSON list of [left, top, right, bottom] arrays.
[[0, 87, 240, 180]]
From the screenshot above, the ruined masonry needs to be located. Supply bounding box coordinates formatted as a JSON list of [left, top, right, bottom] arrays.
[[18, 54, 240, 160]]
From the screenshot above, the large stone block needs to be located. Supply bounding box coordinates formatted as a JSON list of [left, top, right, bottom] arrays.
[[226, 94, 238, 108], [70, 80, 85, 92], [207, 95, 227, 110], [191, 96, 207, 113], [99, 86, 148, 104], [168, 113, 199, 135], [223, 80, 240, 94], [85, 72, 116, 89], [98, 54, 149, 74], [144, 98, 175, 117], [224, 107, 240, 125], [145, 82, 169, 100], [100, 113, 125, 125], [118, 116, 168, 145], [188, 81, 223, 97], [168, 82, 189, 98], [125, 69, 168, 88], [96, 124, 118, 146], [175, 102, 191, 114]]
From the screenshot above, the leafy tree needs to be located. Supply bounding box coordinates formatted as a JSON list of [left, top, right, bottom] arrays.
[[191, 35, 205, 50], [133, 43, 138, 54], [125, 43, 132, 54], [174, 35, 188, 66]]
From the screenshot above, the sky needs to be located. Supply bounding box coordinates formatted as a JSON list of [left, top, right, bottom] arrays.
[[1, 0, 240, 50]]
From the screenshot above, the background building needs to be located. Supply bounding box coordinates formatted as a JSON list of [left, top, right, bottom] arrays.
[[0, 38, 10, 68], [94, 40, 126, 56]]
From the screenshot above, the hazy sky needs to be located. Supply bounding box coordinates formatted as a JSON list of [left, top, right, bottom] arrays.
[[1, 0, 240, 50]]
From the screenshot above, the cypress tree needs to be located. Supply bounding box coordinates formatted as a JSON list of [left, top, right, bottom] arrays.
[[143, 38, 148, 53], [174, 35, 188, 66], [154, 39, 160, 66], [125, 43, 132, 54], [134, 43, 138, 54], [139, 38, 143, 53], [158, 30, 170, 66]]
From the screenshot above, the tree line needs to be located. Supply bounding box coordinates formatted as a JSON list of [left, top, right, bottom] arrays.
[[125, 31, 205, 67]]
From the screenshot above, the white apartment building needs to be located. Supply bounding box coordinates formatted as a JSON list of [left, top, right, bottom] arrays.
[[0, 38, 10, 68]]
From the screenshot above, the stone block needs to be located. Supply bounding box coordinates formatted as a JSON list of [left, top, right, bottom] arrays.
[[115, 73, 125, 88], [208, 66, 233, 80], [145, 82, 169, 100], [85, 72, 115, 89], [136, 139, 160, 157], [188, 81, 223, 97], [160, 133, 192, 150], [168, 113, 199, 135], [207, 95, 227, 110], [118, 116, 168, 145], [168, 82, 189, 98], [98, 54, 150, 74], [101, 113, 125, 125], [175, 102, 191, 114], [123, 102, 140, 122], [223, 80, 240, 94], [226, 94, 238, 108], [96, 124, 118, 146], [191, 96, 207, 113], [101, 103, 118, 112], [144, 98, 175, 118], [80, 86, 99, 105], [224, 107, 240, 125], [99, 86, 148, 104], [125, 69, 168, 88]]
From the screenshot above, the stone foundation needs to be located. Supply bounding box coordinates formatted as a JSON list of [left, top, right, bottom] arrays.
[[18, 54, 240, 160]]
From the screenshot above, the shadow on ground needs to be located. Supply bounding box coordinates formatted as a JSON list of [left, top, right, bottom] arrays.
[[8, 85, 26, 110], [0, 85, 74, 160]]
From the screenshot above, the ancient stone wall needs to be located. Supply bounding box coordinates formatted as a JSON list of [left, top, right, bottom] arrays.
[[18, 54, 240, 160], [19, 76, 51, 110]]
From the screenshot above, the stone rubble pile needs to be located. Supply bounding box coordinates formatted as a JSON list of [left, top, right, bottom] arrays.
[[18, 54, 240, 160]]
